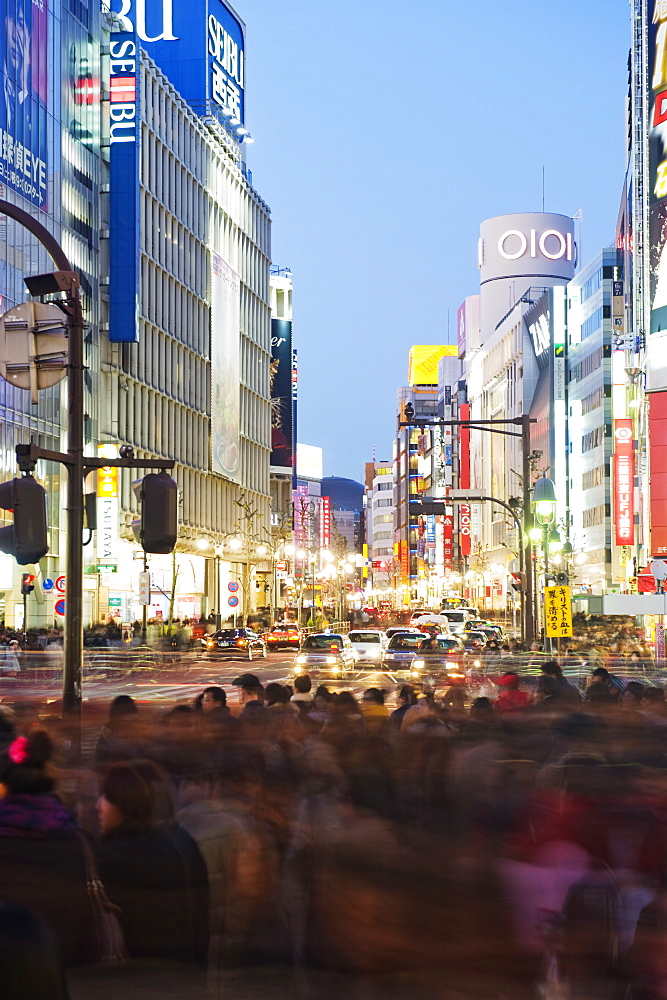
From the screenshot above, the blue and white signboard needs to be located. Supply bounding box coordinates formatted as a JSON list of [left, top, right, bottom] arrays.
[[107, 0, 245, 128], [108, 32, 141, 343]]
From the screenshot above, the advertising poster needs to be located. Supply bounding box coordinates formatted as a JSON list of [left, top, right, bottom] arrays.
[[544, 586, 573, 639], [210, 253, 240, 480], [108, 31, 140, 343], [613, 419, 635, 546], [0, 0, 48, 207], [649, 1, 667, 334], [270, 318, 293, 470]]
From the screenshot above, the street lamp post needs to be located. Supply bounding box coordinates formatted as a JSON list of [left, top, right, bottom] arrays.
[[0, 199, 174, 734], [532, 473, 557, 650]]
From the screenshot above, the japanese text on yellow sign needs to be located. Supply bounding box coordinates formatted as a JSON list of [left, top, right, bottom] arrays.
[[544, 585, 573, 639]]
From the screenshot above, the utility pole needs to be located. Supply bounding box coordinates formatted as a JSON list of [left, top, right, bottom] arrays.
[[0, 199, 175, 734]]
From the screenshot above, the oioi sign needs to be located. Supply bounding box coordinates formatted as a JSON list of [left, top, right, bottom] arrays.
[[497, 228, 574, 262]]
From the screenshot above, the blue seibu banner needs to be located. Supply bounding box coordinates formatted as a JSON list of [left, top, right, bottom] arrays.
[[108, 32, 140, 343], [106, 0, 245, 129]]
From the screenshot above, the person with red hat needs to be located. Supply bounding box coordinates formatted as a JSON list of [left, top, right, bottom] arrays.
[[495, 672, 532, 713]]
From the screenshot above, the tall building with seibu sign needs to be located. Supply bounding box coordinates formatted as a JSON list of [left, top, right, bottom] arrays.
[[94, 0, 272, 625]]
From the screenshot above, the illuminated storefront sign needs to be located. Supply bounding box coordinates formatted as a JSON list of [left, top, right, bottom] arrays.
[[109, 0, 245, 128], [442, 508, 453, 569], [319, 496, 331, 548], [459, 402, 471, 557], [211, 253, 240, 480], [270, 319, 294, 472], [497, 228, 574, 262], [649, 1, 667, 334], [108, 32, 140, 343], [614, 420, 635, 547], [97, 445, 119, 569], [0, 0, 49, 207]]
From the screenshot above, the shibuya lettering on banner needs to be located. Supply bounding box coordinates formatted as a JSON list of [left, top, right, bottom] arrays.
[[0, 0, 49, 207]]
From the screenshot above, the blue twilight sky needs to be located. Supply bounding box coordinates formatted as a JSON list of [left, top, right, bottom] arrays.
[[245, 0, 630, 484]]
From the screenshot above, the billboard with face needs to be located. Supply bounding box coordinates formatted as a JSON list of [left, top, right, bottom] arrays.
[[0, 0, 48, 207]]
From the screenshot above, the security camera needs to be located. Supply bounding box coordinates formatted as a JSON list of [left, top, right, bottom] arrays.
[[119, 445, 135, 459]]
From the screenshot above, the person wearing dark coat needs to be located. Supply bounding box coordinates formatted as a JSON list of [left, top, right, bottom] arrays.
[[0, 730, 96, 966], [95, 759, 209, 966]]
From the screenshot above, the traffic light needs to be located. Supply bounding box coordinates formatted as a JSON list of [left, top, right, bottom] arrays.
[[131, 472, 178, 554], [0, 476, 49, 565], [21, 573, 35, 595]]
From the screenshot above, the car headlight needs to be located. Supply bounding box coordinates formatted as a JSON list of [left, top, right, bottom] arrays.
[[473, 659, 481, 667], [294, 666, 303, 674], [412, 659, 424, 669], [445, 660, 458, 670], [331, 665, 340, 674], [206, 641, 215, 648], [326, 656, 337, 665], [295, 654, 306, 664]]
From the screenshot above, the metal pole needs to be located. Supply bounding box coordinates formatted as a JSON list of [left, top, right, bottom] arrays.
[[0, 200, 84, 722], [141, 551, 148, 645], [521, 415, 535, 644]]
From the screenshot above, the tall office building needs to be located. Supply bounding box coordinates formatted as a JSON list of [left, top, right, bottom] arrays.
[[97, 0, 272, 624], [0, 0, 104, 626]]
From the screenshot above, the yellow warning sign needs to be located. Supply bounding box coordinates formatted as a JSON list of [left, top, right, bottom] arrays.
[[544, 585, 573, 639]]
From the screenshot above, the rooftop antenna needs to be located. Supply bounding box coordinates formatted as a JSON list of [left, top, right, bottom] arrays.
[[372, 443, 376, 462], [542, 166, 545, 213]]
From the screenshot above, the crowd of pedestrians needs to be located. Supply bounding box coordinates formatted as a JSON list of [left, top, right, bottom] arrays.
[[2, 665, 667, 997]]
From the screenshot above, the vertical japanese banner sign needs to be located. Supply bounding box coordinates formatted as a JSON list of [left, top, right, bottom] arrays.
[[544, 586, 573, 639], [292, 484, 307, 546], [108, 32, 140, 343], [0, 0, 48, 207], [211, 253, 240, 480], [649, 393, 667, 554], [443, 509, 454, 570], [459, 402, 471, 556], [319, 496, 331, 548], [614, 419, 635, 546], [291, 349, 298, 489], [97, 444, 119, 569]]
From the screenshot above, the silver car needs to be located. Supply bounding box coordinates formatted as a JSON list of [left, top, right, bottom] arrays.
[[294, 633, 358, 677]]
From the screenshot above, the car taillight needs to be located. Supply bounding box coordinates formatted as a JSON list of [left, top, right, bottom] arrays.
[[236, 640, 246, 646]]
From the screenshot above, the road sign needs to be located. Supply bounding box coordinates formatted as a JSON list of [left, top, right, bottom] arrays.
[[42, 578, 54, 591], [55, 575, 66, 593], [228, 596, 239, 608], [276, 560, 288, 572], [55, 598, 65, 616], [138, 571, 150, 606], [228, 581, 239, 593]]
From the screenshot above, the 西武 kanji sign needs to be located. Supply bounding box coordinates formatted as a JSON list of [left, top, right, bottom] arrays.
[[544, 585, 573, 639]]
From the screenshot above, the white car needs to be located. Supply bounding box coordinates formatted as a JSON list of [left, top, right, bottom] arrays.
[[413, 614, 451, 634], [347, 629, 387, 665], [436, 610, 473, 636]]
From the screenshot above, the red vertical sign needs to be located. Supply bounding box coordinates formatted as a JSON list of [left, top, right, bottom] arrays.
[[650, 393, 667, 555], [459, 402, 471, 556], [614, 419, 634, 547]]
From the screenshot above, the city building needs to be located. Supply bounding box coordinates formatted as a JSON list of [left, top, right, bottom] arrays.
[[96, 2, 273, 626], [364, 460, 394, 599], [0, 0, 105, 627], [393, 345, 453, 606], [462, 213, 576, 617]]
